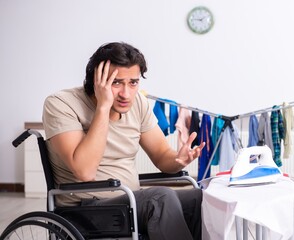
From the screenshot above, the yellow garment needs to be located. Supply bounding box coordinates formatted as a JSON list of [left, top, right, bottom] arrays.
[[282, 102, 294, 159]]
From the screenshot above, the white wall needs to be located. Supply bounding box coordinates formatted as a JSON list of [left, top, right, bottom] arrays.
[[1, 0, 294, 183]]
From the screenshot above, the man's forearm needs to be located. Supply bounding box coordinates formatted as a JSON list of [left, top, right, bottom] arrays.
[[72, 108, 110, 181], [154, 149, 184, 174]]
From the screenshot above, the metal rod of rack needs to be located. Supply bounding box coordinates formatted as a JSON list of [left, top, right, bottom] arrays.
[[145, 93, 219, 118], [145, 92, 294, 180]]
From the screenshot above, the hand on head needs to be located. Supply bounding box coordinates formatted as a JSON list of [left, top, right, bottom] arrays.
[[94, 60, 118, 109]]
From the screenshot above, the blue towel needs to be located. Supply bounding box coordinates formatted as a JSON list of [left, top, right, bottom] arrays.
[[153, 101, 169, 136], [168, 100, 178, 134], [153, 99, 178, 136]]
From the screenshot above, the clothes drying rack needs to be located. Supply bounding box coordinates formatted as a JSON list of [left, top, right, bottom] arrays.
[[145, 93, 294, 180]]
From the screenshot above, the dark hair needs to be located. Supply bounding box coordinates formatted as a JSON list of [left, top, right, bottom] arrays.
[[84, 42, 147, 96]]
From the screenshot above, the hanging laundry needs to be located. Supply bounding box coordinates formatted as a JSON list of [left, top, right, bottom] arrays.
[[218, 122, 240, 171], [153, 101, 169, 136], [282, 102, 294, 159], [257, 112, 274, 154], [197, 114, 214, 181], [175, 107, 191, 150], [211, 116, 225, 165], [153, 99, 178, 136], [189, 111, 201, 148], [248, 115, 259, 147], [270, 106, 284, 167], [168, 101, 178, 134]]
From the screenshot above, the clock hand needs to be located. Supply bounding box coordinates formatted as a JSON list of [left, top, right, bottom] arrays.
[[194, 17, 205, 22]]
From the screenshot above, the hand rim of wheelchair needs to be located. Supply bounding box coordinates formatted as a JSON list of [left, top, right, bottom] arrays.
[[0, 211, 84, 240]]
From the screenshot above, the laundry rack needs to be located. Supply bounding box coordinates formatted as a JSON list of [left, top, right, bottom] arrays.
[[145, 92, 294, 180]]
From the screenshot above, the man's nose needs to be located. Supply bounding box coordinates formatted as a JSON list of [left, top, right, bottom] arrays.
[[119, 85, 130, 98]]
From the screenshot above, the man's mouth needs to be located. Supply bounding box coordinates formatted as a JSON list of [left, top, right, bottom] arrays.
[[117, 100, 129, 107]]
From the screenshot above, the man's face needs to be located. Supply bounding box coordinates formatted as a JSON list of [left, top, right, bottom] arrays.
[[108, 64, 140, 115]]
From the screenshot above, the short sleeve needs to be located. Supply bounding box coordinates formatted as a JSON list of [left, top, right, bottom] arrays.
[[137, 92, 158, 133], [42, 95, 83, 140]]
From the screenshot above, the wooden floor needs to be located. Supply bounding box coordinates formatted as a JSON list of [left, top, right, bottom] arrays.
[[0, 192, 46, 234]]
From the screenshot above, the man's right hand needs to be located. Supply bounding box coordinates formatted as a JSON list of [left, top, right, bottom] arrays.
[[94, 60, 118, 110]]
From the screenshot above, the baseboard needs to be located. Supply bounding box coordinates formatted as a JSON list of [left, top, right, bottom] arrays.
[[0, 183, 24, 192]]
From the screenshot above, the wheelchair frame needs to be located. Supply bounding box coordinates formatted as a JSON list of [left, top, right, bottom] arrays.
[[0, 129, 199, 240]]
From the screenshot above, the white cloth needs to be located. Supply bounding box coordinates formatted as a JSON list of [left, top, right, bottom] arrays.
[[202, 175, 294, 240]]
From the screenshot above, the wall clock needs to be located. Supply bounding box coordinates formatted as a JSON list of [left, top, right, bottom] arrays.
[[187, 6, 214, 34]]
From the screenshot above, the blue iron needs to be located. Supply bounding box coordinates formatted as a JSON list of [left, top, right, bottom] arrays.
[[229, 145, 282, 186]]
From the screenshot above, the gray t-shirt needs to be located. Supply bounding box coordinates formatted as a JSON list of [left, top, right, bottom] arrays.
[[42, 87, 157, 205]]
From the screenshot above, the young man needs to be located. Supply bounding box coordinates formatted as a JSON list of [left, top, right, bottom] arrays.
[[43, 42, 205, 240]]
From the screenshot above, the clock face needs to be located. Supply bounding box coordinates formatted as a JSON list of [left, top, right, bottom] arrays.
[[187, 6, 214, 34]]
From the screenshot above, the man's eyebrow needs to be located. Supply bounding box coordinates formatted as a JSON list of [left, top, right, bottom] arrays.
[[114, 78, 140, 81]]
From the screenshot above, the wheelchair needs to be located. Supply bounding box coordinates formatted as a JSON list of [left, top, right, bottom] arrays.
[[0, 129, 199, 240]]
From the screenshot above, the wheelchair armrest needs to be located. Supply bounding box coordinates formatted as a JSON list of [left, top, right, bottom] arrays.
[[58, 179, 121, 191], [139, 170, 189, 180], [139, 170, 199, 189]]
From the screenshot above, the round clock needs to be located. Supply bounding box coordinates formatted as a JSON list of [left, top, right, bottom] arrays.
[[187, 6, 214, 34]]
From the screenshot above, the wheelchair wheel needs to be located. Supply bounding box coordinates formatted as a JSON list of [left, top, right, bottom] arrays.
[[0, 211, 84, 240]]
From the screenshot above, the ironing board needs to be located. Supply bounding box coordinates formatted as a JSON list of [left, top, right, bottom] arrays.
[[202, 175, 294, 240]]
